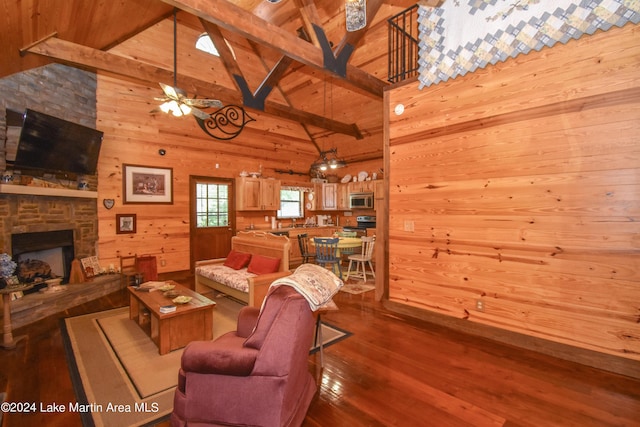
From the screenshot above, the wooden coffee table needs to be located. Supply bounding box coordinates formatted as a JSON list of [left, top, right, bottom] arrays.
[[127, 280, 216, 355]]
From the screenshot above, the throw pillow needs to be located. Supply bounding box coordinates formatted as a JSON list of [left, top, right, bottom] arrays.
[[223, 250, 252, 270], [247, 254, 281, 275]]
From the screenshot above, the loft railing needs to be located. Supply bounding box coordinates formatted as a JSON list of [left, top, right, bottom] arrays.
[[388, 4, 420, 84]]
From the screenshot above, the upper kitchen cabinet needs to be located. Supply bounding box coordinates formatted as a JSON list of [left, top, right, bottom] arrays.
[[322, 183, 338, 210], [348, 180, 376, 193], [236, 177, 281, 211], [337, 183, 349, 210], [312, 183, 349, 211]]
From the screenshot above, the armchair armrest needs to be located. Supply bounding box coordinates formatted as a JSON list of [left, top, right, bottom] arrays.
[[181, 339, 259, 376], [236, 306, 259, 338]]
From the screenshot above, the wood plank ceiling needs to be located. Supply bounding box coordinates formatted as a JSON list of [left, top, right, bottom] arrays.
[[1, 0, 435, 163]]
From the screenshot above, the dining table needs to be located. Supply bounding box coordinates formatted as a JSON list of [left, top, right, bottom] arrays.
[[312, 236, 362, 257]]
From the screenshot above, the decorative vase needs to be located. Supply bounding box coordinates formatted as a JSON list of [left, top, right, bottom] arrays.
[[0, 277, 6, 290]]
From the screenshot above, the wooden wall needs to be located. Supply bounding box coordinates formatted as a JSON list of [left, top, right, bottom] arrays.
[[385, 24, 640, 372], [95, 75, 382, 273]]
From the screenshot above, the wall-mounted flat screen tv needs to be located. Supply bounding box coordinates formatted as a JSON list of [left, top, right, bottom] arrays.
[[13, 109, 103, 176]]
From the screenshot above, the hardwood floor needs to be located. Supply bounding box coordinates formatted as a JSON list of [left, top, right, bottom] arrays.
[[1, 277, 638, 427]]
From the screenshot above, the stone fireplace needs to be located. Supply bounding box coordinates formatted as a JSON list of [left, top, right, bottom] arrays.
[[11, 229, 75, 289], [0, 191, 98, 278]]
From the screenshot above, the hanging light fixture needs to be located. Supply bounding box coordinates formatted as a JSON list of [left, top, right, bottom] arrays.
[[311, 148, 347, 172], [345, 0, 367, 32]]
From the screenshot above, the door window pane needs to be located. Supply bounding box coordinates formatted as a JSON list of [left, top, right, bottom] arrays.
[[196, 183, 229, 228]]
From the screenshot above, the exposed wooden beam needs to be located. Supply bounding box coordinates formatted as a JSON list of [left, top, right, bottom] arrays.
[[200, 19, 294, 111], [160, 0, 386, 98], [21, 36, 363, 139], [293, 0, 323, 48], [246, 39, 324, 153]]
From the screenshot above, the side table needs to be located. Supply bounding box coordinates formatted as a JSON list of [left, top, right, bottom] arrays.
[[1, 283, 35, 349]]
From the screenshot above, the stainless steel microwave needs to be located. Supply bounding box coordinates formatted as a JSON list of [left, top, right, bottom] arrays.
[[349, 192, 374, 210]]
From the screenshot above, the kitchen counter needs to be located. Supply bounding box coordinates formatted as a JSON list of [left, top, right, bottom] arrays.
[[265, 225, 337, 233], [242, 225, 338, 234]]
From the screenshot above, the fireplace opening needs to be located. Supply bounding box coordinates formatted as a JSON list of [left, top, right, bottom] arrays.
[[11, 229, 75, 292]]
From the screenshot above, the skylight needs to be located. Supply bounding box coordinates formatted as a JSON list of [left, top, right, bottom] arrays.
[[195, 34, 220, 56]]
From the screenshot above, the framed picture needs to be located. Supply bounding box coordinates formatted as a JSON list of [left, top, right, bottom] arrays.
[[123, 164, 173, 204], [116, 214, 137, 234], [80, 256, 102, 278]]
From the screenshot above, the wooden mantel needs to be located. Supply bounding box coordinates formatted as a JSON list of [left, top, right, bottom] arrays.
[[0, 184, 97, 199]]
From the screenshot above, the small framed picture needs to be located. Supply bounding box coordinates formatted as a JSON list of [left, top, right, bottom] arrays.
[[116, 214, 137, 234], [80, 256, 102, 278], [123, 164, 173, 204]]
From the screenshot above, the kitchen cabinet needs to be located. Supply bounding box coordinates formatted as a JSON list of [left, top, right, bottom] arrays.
[[322, 183, 338, 210], [348, 180, 376, 194], [336, 183, 349, 210], [374, 180, 384, 202], [236, 177, 281, 211], [310, 183, 344, 211]]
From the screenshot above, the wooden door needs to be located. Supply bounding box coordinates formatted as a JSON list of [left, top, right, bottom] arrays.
[[190, 176, 235, 270]]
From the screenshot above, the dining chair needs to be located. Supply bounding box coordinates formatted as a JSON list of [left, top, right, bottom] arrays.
[[119, 254, 141, 287], [337, 231, 357, 238], [336, 231, 361, 262], [345, 236, 376, 283], [297, 233, 316, 264], [313, 237, 342, 278]]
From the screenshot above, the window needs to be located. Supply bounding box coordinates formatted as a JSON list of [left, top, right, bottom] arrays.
[[195, 34, 220, 56], [196, 183, 229, 227], [277, 189, 303, 219]]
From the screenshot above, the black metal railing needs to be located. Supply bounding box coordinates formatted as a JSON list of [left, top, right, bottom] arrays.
[[388, 4, 420, 84]]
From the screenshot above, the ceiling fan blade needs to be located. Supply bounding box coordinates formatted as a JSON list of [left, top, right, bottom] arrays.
[[189, 107, 211, 120], [159, 82, 179, 100], [184, 99, 223, 109]]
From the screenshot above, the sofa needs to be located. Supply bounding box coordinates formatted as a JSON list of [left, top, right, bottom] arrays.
[[195, 231, 292, 307]]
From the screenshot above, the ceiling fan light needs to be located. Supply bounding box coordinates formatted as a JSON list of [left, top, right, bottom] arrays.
[[159, 102, 172, 114], [179, 103, 192, 115]]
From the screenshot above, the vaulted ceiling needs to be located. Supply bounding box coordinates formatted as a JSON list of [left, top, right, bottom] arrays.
[[1, 0, 437, 164]]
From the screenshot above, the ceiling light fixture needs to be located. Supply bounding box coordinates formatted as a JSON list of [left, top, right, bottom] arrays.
[[345, 0, 367, 32], [311, 148, 347, 172]]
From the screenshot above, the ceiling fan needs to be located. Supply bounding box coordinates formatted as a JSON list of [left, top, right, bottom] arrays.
[[152, 9, 222, 120], [152, 8, 254, 140], [154, 82, 222, 120]]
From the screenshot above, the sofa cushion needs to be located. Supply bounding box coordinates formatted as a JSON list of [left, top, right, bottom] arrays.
[[247, 254, 281, 275], [223, 250, 252, 270], [195, 265, 256, 293]]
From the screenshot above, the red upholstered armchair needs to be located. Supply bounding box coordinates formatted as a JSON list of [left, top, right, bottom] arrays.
[[171, 285, 317, 427]]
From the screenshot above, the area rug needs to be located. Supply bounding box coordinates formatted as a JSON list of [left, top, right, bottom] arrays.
[[61, 294, 350, 427], [340, 283, 375, 295]]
